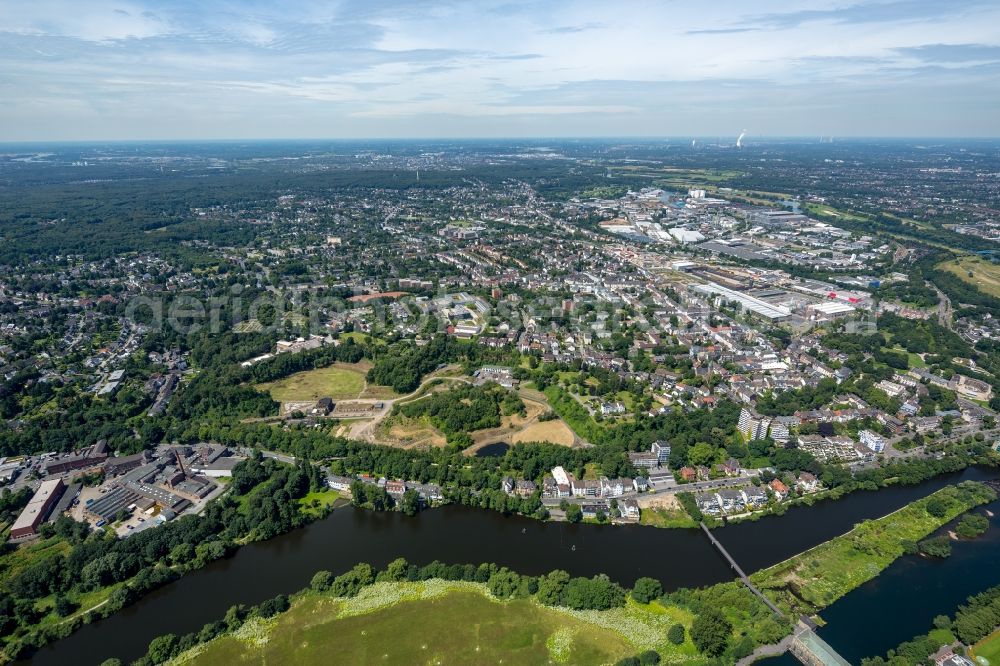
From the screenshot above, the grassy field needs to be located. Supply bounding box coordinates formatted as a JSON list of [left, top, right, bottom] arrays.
[[543, 385, 608, 444], [258, 363, 396, 402], [0, 536, 70, 586], [906, 351, 928, 369], [258, 365, 365, 401], [802, 202, 868, 222], [0, 534, 123, 649], [338, 332, 373, 344], [297, 490, 347, 518], [636, 494, 699, 529], [603, 165, 740, 186], [639, 507, 698, 529], [173, 582, 662, 666], [940, 255, 1000, 299], [973, 627, 1000, 664], [753, 482, 996, 614]]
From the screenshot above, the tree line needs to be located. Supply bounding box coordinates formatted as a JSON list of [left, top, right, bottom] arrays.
[[0, 455, 325, 660], [124, 554, 792, 665]]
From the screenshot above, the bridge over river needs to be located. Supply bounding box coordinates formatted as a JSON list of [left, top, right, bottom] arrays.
[[700, 522, 852, 666]]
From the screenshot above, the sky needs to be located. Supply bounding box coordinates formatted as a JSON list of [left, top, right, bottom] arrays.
[[1, 0, 999, 140]]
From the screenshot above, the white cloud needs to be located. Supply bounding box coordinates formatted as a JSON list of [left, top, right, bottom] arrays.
[[0, 1, 169, 42], [0, 0, 998, 139]]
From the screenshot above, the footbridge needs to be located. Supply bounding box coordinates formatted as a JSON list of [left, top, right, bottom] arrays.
[[699, 521, 784, 616], [700, 522, 854, 665]]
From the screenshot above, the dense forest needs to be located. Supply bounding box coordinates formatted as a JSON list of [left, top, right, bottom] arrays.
[[395, 382, 524, 447]]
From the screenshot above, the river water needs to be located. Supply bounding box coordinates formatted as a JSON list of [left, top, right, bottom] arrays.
[[765, 474, 1000, 665], [27, 467, 996, 665]]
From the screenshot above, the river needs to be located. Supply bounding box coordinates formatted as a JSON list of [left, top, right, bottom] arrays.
[[27, 467, 996, 665], [765, 474, 1000, 665]]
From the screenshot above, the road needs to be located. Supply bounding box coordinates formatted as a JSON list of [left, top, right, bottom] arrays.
[[541, 470, 761, 508], [929, 281, 953, 329], [348, 373, 475, 442]]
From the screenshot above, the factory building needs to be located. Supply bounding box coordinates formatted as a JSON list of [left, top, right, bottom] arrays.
[[9, 479, 65, 541]]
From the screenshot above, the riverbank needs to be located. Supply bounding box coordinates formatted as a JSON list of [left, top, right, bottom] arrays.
[[752, 481, 996, 616], [763, 485, 1000, 664], [158, 560, 787, 666], [22, 467, 996, 666], [168, 581, 658, 665], [122, 482, 1000, 666]]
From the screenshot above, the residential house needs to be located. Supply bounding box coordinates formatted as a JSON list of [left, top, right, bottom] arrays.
[[742, 486, 768, 507], [716, 489, 745, 513], [797, 472, 820, 492], [695, 492, 720, 515], [327, 475, 353, 492], [501, 476, 515, 495], [514, 480, 537, 497], [542, 475, 558, 497], [722, 458, 742, 477], [600, 477, 629, 498], [769, 479, 790, 500], [411, 483, 443, 501], [573, 479, 601, 498], [601, 401, 626, 416], [619, 499, 641, 521], [311, 397, 334, 416], [581, 502, 609, 519]]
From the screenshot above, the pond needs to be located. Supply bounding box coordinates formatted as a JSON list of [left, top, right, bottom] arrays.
[[474, 442, 510, 457]]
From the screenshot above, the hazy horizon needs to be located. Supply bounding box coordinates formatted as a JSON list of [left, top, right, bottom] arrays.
[[3, 135, 1000, 146], [2, 0, 999, 141]]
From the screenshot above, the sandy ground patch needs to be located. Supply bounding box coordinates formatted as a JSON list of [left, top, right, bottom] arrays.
[[637, 494, 682, 510], [380, 415, 448, 448], [512, 419, 575, 446], [504, 399, 546, 428]]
